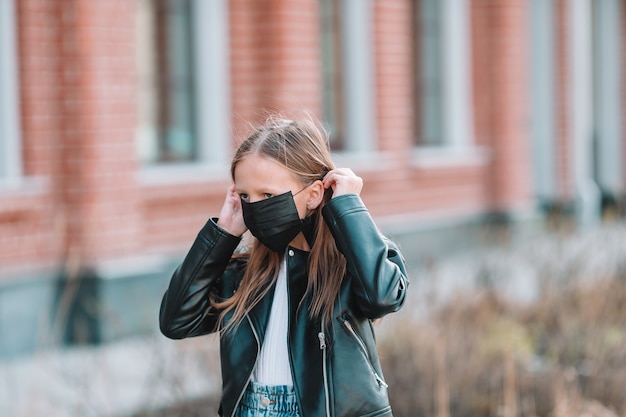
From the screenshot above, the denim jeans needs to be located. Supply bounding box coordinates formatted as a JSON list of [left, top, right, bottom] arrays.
[[235, 381, 301, 417]]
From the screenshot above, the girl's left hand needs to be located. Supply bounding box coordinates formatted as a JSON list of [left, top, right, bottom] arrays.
[[322, 168, 363, 198]]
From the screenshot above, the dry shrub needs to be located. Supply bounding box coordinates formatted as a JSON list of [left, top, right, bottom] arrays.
[[380, 273, 626, 417]]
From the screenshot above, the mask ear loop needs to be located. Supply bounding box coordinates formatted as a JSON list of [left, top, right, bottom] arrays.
[[296, 172, 329, 210], [293, 185, 309, 197], [293, 178, 319, 197]]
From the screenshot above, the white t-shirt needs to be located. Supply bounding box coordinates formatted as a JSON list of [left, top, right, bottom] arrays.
[[252, 256, 294, 385]]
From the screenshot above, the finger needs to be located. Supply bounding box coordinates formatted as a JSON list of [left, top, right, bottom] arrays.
[[322, 170, 335, 188], [229, 185, 243, 204], [225, 184, 236, 200], [323, 174, 340, 190], [323, 169, 349, 186]]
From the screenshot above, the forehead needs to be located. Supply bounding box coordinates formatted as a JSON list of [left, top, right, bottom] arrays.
[[234, 154, 299, 190]]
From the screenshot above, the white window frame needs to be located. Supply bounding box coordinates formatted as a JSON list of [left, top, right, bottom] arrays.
[[413, 0, 482, 167], [529, 0, 557, 200], [570, 0, 601, 227], [0, 0, 23, 186], [339, 0, 376, 155], [592, 0, 623, 194], [138, 0, 231, 185]]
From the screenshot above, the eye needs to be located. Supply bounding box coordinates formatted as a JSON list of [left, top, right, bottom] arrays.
[[239, 193, 249, 202], [264, 193, 274, 199]]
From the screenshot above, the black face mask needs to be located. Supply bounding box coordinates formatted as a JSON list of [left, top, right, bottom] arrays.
[[241, 190, 314, 253]]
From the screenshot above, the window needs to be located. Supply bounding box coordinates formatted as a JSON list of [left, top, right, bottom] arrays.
[[319, 0, 375, 154], [320, 0, 345, 150], [413, 0, 473, 149], [137, 0, 196, 164], [0, 0, 22, 182], [136, 0, 230, 169], [414, 0, 443, 146]]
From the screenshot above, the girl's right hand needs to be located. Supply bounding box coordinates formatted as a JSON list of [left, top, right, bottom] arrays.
[[217, 185, 247, 237]]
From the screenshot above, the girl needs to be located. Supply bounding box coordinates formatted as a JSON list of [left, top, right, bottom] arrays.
[[159, 117, 409, 417]]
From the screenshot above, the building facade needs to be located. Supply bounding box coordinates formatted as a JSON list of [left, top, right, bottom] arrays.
[[0, 0, 624, 356]]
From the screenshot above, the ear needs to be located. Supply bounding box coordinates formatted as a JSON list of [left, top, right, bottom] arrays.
[[306, 180, 325, 211]]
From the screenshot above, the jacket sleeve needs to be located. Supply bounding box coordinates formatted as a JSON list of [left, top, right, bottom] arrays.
[[159, 218, 242, 339], [322, 194, 409, 319]]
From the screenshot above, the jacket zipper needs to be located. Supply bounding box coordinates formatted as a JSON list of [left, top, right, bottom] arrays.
[[340, 316, 388, 389], [230, 315, 261, 417], [318, 327, 331, 417]]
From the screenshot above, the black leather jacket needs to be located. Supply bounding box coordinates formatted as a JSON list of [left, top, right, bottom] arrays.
[[159, 194, 409, 417]]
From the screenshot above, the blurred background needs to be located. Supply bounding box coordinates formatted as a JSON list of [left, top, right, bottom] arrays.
[[1, 0, 625, 416]]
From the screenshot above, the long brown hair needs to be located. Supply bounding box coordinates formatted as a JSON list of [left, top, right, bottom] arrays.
[[213, 116, 347, 333]]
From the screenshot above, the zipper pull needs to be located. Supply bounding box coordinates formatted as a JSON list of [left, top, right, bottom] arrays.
[[318, 332, 326, 349], [376, 374, 389, 389]]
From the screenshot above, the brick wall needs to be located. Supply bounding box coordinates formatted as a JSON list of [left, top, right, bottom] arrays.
[[1, 0, 541, 277], [2, 0, 140, 277], [55, 0, 140, 264], [622, 0, 626, 188], [473, 0, 532, 213], [0, 0, 59, 274], [230, 0, 323, 129], [471, 0, 492, 150], [374, 0, 414, 155], [555, 0, 574, 202]]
